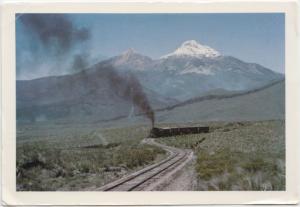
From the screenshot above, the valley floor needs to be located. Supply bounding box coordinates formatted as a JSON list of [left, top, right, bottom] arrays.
[[16, 120, 285, 191]]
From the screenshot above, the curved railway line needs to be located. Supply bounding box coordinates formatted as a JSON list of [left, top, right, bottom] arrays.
[[97, 138, 193, 191]]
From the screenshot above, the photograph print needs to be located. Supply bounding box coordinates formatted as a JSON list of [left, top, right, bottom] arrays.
[[16, 13, 285, 191]]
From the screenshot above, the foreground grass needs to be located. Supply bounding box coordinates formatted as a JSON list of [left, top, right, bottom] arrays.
[[157, 120, 285, 191], [17, 124, 165, 191]]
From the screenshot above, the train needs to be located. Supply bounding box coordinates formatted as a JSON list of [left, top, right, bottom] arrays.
[[149, 126, 209, 138]]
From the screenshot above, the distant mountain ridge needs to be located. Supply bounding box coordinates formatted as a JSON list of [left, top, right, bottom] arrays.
[[17, 40, 284, 123]]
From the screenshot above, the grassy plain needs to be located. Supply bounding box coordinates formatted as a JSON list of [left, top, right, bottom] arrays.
[[17, 120, 285, 191]]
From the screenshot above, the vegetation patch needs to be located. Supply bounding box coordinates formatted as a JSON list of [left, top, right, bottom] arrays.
[[157, 120, 285, 191], [195, 149, 284, 190], [195, 149, 237, 180], [17, 125, 166, 191]]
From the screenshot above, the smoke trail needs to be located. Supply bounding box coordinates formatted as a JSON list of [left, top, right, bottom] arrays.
[[17, 14, 91, 78], [100, 65, 155, 126], [71, 53, 90, 72], [19, 14, 90, 55]]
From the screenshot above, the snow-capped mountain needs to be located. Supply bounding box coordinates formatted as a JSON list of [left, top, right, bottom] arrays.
[[161, 40, 221, 59], [98, 40, 284, 101]]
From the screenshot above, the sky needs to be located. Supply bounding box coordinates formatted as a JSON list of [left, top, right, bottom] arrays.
[[16, 13, 285, 80]]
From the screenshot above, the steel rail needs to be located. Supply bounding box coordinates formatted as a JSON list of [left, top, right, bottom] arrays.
[[127, 151, 188, 191]]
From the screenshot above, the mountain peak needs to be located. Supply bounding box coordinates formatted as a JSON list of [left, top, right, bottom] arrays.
[[121, 48, 138, 56], [111, 48, 152, 70], [161, 40, 221, 59], [181, 40, 201, 47], [115, 48, 143, 63]]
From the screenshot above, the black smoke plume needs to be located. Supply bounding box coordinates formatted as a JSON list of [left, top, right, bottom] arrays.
[[19, 14, 90, 55], [101, 65, 155, 127]]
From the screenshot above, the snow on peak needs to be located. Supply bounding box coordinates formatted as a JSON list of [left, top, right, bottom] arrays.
[[161, 40, 221, 59]]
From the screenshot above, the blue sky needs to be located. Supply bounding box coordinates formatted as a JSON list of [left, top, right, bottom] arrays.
[[16, 13, 284, 79]]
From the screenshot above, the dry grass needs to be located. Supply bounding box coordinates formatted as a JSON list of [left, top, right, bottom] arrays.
[[17, 124, 166, 191], [157, 120, 285, 191]]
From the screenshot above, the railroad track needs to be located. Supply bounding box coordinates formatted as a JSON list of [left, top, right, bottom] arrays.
[[97, 138, 192, 191]]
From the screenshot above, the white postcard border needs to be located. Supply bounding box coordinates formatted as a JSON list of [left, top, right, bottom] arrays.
[[1, 1, 299, 205]]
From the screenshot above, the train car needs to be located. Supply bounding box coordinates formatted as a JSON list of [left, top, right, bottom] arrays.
[[149, 126, 209, 138]]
